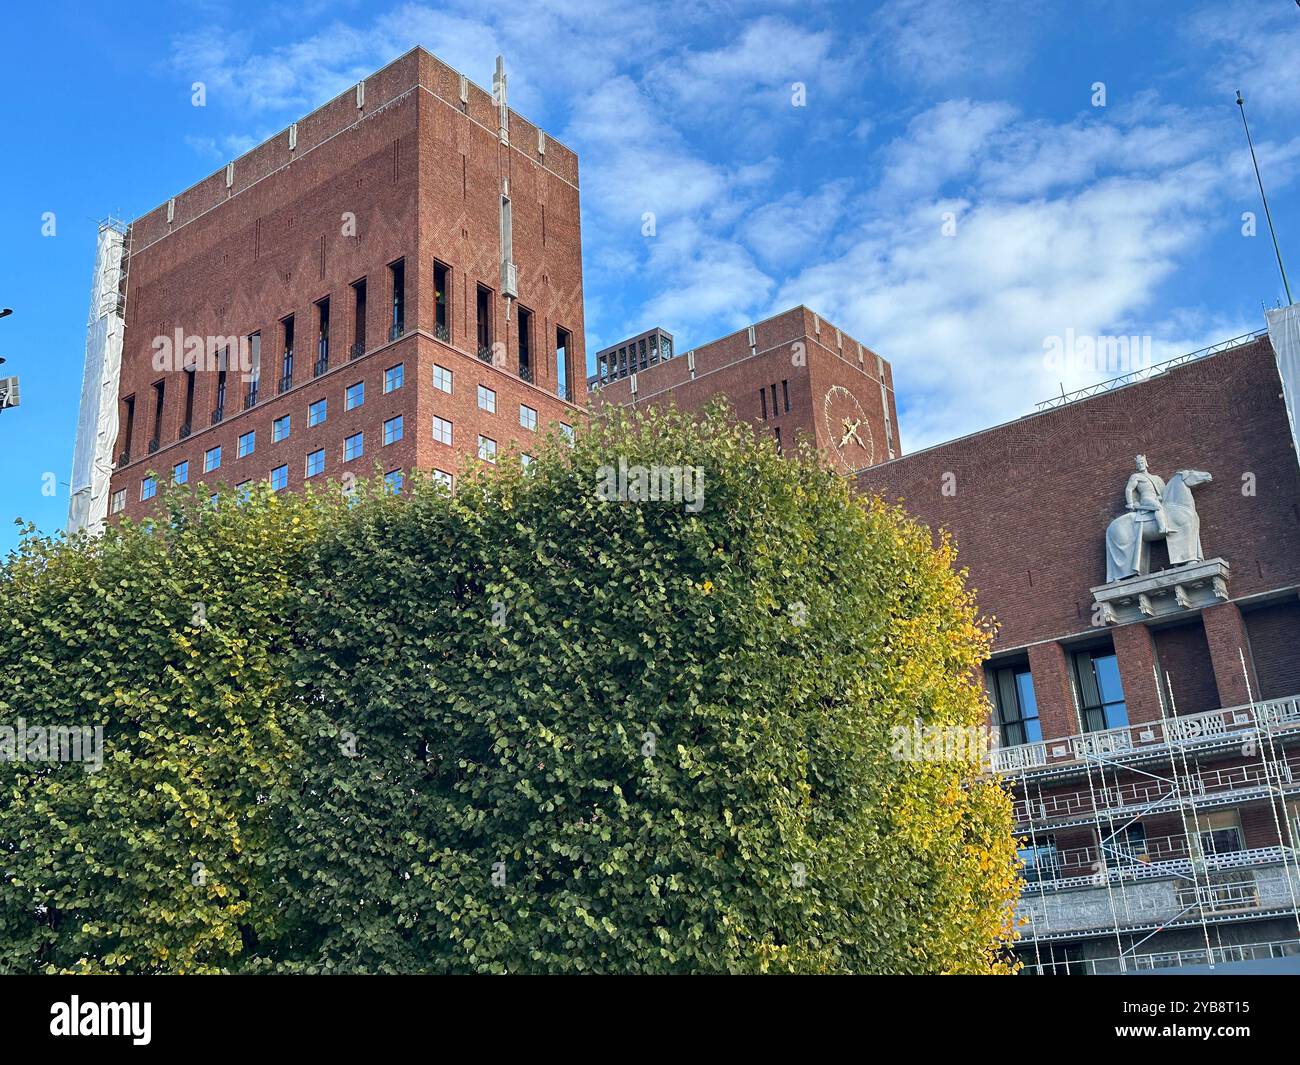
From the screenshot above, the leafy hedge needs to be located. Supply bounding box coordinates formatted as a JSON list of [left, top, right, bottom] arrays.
[[0, 405, 1018, 973]]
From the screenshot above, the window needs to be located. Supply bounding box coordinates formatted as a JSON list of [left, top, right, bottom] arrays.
[[236, 480, 252, 503], [433, 363, 453, 394], [519, 403, 537, 431], [280, 315, 295, 391], [214, 365, 227, 423], [521, 454, 533, 470], [110, 488, 126, 514], [246, 332, 262, 406], [384, 469, 404, 494], [204, 446, 222, 473], [120, 395, 135, 459], [315, 297, 331, 374], [782, 379, 790, 413], [272, 414, 291, 442], [774, 427, 782, 451], [344, 432, 364, 462], [990, 665, 1042, 747], [1194, 811, 1243, 857], [432, 416, 452, 446], [556, 327, 572, 401], [351, 277, 367, 357], [270, 464, 288, 492], [383, 415, 403, 446], [140, 475, 157, 501], [150, 379, 165, 449], [433, 469, 453, 492], [389, 259, 406, 339], [345, 381, 364, 411], [182, 368, 196, 434], [1074, 649, 1128, 732], [477, 435, 497, 463], [238, 430, 255, 458], [1018, 839, 1059, 885], [308, 398, 327, 426], [476, 284, 492, 357], [559, 422, 574, 445], [433, 261, 450, 341], [384, 363, 404, 393], [478, 384, 496, 413], [306, 449, 325, 478], [173, 460, 189, 485], [760, 387, 768, 420], [770, 383, 778, 416], [517, 306, 533, 381]]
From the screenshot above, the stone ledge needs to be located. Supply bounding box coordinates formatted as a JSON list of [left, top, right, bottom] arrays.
[[1091, 557, 1230, 624]]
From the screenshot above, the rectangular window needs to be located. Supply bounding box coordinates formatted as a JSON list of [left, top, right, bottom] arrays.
[[477, 435, 497, 463], [110, 488, 126, 514], [1195, 811, 1244, 857], [383, 415, 403, 446], [246, 332, 262, 406], [204, 446, 222, 473], [345, 381, 364, 410], [214, 365, 227, 423], [433, 261, 450, 341], [476, 284, 492, 357], [559, 422, 573, 445], [991, 666, 1043, 747], [150, 379, 165, 450], [182, 368, 196, 434], [556, 327, 572, 401], [782, 379, 790, 413], [519, 403, 537, 431], [308, 398, 327, 426], [1018, 838, 1059, 885], [120, 395, 135, 459], [272, 414, 291, 442], [521, 454, 533, 470], [384, 469, 404, 494], [306, 449, 325, 478], [173, 460, 189, 485], [517, 305, 533, 381], [1074, 649, 1128, 732], [270, 464, 288, 492], [315, 297, 330, 375], [770, 383, 778, 415], [433, 469, 453, 492], [433, 363, 453, 394], [389, 258, 405, 339], [351, 277, 367, 358], [238, 430, 255, 458], [344, 432, 364, 462], [774, 426, 782, 451], [280, 315, 295, 391], [140, 475, 157, 501], [236, 480, 252, 503], [433, 416, 452, 446], [760, 387, 768, 420], [384, 363, 404, 393], [478, 384, 496, 413]]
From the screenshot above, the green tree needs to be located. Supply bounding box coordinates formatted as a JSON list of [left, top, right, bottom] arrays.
[[0, 404, 1019, 973]]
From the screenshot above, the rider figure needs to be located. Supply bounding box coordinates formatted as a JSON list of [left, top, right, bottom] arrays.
[[1125, 454, 1168, 534]]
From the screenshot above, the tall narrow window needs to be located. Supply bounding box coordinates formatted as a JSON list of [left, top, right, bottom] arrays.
[[556, 327, 572, 401], [517, 306, 533, 382], [280, 315, 295, 393], [990, 665, 1042, 747], [315, 297, 330, 376], [1074, 649, 1128, 732], [245, 332, 261, 408], [770, 383, 778, 416], [389, 259, 405, 340], [120, 394, 135, 461], [181, 369, 195, 437], [782, 379, 790, 413], [759, 387, 768, 420], [433, 262, 450, 341], [476, 285, 492, 360], [351, 278, 367, 358], [149, 380, 165, 452], [214, 364, 227, 424]]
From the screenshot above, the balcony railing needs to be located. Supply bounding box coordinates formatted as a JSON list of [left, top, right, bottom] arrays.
[[313, 356, 329, 378], [179, 423, 191, 440], [1024, 843, 1297, 895], [518, 363, 532, 384], [211, 407, 224, 425], [147, 437, 159, 454], [477, 345, 493, 364], [389, 320, 405, 342], [991, 694, 1300, 776], [349, 341, 365, 361], [435, 320, 450, 342], [244, 383, 259, 409], [278, 375, 292, 395], [1021, 938, 1300, 975]]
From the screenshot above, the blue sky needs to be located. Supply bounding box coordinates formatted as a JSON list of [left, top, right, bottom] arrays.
[[2, 0, 1299, 553]]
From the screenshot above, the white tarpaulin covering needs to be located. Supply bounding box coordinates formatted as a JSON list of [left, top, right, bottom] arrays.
[[1266, 302, 1300, 469], [67, 220, 127, 536]]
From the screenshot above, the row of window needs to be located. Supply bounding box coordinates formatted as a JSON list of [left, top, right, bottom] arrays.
[[759, 380, 791, 420], [990, 647, 1128, 748]]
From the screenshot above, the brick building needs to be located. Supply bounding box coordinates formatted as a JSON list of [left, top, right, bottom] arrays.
[[70, 48, 584, 531]]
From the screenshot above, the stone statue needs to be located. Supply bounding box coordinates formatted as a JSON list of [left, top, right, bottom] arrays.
[[1104, 456, 1212, 581]]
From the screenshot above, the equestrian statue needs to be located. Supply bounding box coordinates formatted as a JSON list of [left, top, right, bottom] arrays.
[[1104, 455, 1212, 582]]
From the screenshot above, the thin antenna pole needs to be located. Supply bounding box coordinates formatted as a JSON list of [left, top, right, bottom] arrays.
[[1237, 90, 1294, 305]]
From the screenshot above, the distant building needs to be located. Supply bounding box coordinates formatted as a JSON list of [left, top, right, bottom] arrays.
[[590, 327, 675, 387]]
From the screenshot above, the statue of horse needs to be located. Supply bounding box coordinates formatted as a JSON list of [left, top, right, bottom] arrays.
[[1105, 469, 1212, 582]]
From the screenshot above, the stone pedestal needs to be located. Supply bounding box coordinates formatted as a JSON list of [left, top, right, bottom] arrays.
[[1091, 558, 1230, 625]]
